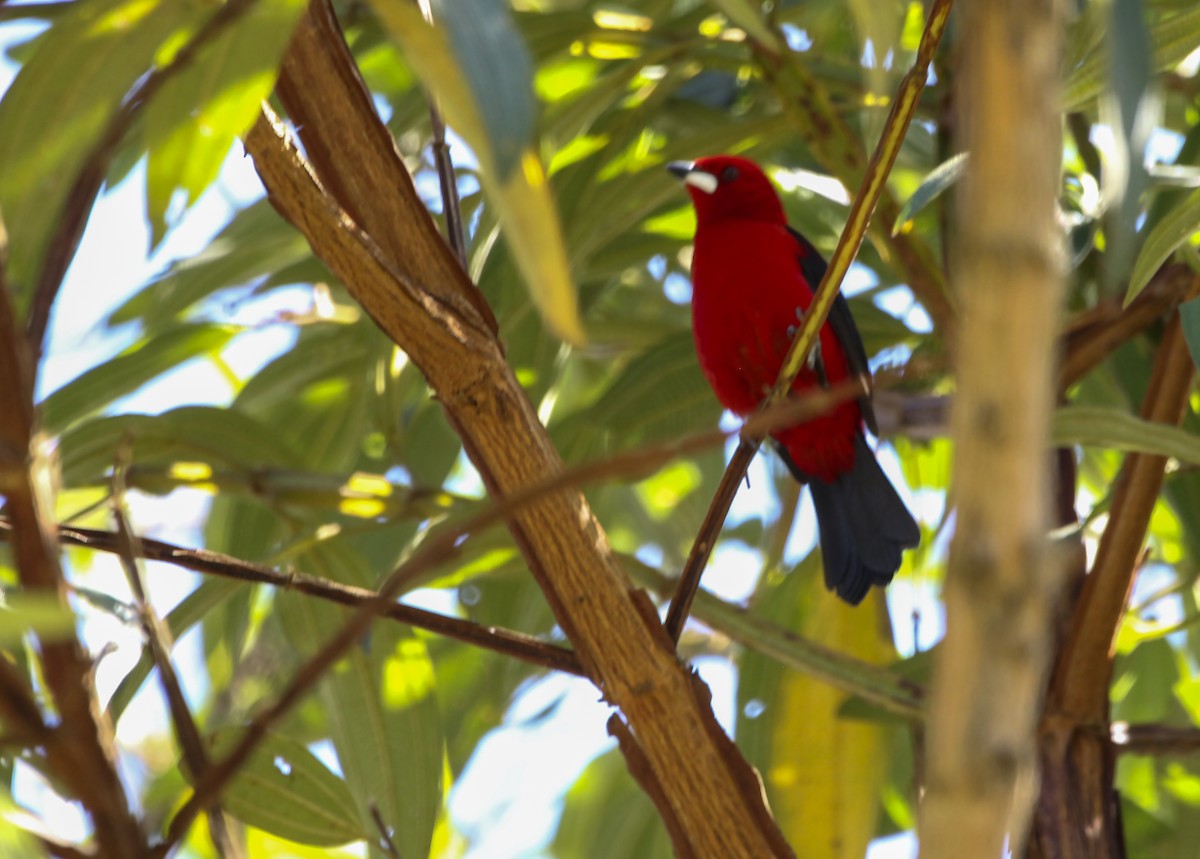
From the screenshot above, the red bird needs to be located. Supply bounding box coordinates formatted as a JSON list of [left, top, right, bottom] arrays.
[[669, 155, 919, 604]]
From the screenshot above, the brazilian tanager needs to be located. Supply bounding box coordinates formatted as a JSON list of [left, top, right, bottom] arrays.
[[668, 155, 919, 604]]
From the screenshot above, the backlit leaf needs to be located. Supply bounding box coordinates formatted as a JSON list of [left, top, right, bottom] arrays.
[[145, 0, 305, 245], [202, 727, 363, 847], [369, 0, 584, 343]]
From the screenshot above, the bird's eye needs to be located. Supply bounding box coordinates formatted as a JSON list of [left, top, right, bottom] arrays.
[[721, 166, 740, 183]]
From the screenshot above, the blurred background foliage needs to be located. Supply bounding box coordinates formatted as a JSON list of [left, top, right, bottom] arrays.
[[2, 0, 1200, 856]]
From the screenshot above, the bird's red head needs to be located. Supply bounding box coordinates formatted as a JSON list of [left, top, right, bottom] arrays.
[[667, 155, 787, 227]]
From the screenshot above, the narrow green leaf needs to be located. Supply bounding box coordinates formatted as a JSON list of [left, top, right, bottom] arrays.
[[106, 578, 243, 722], [275, 543, 443, 859], [0, 0, 207, 295], [41, 323, 240, 435], [553, 750, 672, 858], [1127, 187, 1200, 304], [370, 0, 583, 343], [59, 406, 297, 489], [893, 153, 967, 236], [145, 0, 306, 246], [433, 0, 534, 181], [1106, 0, 1156, 293], [1181, 297, 1200, 372], [0, 593, 76, 645], [707, 0, 782, 53], [1053, 405, 1200, 465], [108, 199, 312, 330], [203, 727, 363, 847], [1064, 7, 1200, 110]]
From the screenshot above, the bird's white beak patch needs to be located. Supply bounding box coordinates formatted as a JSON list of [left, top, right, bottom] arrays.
[[667, 161, 719, 195], [681, 170, 718, 195]]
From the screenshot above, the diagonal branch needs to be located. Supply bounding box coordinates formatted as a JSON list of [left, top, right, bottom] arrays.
[[109, 457, 240, 859], [754, 11, 956, 332], [0, 231, 145, 855], [1035, 314, 1196, 859]]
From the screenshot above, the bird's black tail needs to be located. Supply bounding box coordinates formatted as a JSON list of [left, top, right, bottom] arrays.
[[803, 434, 920, 605]]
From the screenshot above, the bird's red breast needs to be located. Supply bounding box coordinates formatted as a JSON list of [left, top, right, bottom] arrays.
[[683, 156, 862, 482]]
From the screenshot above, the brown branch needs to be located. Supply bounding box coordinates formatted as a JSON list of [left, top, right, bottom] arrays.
[[1053, 320, 1195, 718], [109, 459, 240, 859], [31, 521, 584, 677], [11, 379, 860, 684], [1059, 264, 1197, 391], [1112, 722, 1200, 755], [664, 0, 953, 643], [0, 233, 144, 855], [870, 264, 1195, 439], [25, 0, 261, 361], [1035, 317, 1195, 859], [154, 385, 832, 852], [368, 803, 402, 859], [630, 558, 925, 721], [272, 0, 496, 336], [918, 1, 1067, 856]]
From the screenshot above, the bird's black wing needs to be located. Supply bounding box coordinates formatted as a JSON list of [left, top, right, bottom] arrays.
[[787, 227, 877, 435]]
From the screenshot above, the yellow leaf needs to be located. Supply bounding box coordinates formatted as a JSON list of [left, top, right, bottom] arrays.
[[767, 578, 896, 857], [369, 0, 584, 343]]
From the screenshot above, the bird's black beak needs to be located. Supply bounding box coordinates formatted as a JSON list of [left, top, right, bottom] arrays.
[[666, 161, 694, 181], [667, 160, 718, 195]]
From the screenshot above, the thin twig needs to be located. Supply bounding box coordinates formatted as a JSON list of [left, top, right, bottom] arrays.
[[25, 0, 261, 361], [369, 802, 402, 859], [110, 451, 240, 859], [10, 384, 860, 688], [1111, 722, 1200, 755], [629, 558, 924, 721], [664, 0, 954, 643], [414, 0, 468, 268], [754, 9, 956, 330], [36, 521, 583, 677]]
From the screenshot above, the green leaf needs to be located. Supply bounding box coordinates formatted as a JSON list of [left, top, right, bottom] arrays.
[[1127, 187, 1200, 304], [552, 332, 719, 463], [553, 749, 672, 859], [145, 0, 306, 246], [1064, 7, 1200, 111], [1106, 0, 1156, 293], [275, 543, 443, 859], [107, 578, 243, 723], [370, 0, 583, 344], [1181, 298, 1200, 372], [0, 593, 76, 645], [0, 0, 206, 296], [736, 556, 897, 855], [707, 0, 782, 53], [59, 406, 297, 489], [41, 322, 240, 435], [203, 727, 363, 847], [433, 0, 534, 181], [108, 199, 313, 330], [1053, 405, 1200, 465], [893, 152, 967, 236]]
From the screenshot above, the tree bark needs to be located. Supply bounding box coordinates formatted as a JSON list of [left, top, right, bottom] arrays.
[[918, 0, 1067, 856], [1034, 319, 1195, 859]]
